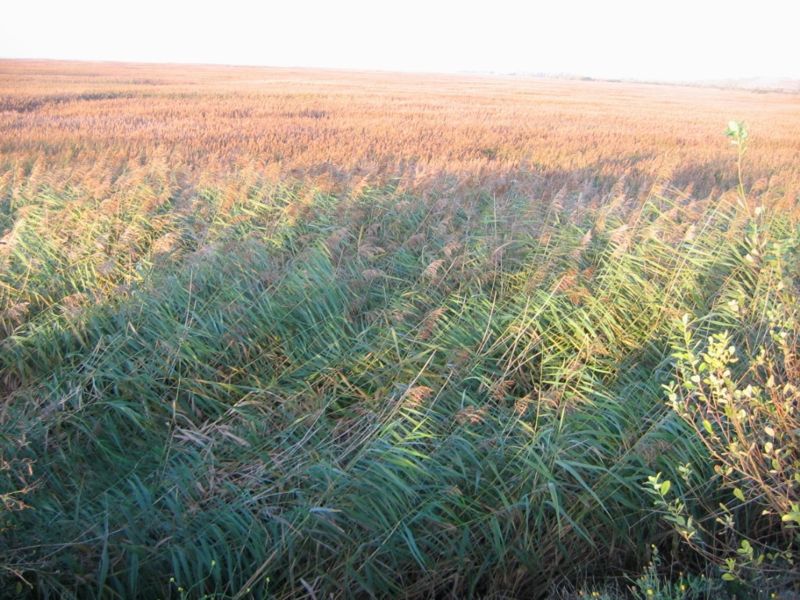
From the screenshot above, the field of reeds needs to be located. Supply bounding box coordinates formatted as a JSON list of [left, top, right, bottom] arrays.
[[1, 60, 799, 599]]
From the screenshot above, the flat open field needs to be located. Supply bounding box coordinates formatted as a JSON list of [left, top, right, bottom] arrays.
[[3, 60, 800, 201], [1, 60, 799, 598]]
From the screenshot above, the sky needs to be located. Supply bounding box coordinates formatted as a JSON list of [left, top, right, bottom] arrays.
[[2, 0, 798, 81]]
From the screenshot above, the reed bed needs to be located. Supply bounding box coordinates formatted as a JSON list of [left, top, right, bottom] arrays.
[[1, 61, 798, 598]]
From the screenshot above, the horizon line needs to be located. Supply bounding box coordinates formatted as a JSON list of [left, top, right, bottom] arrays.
[[3, 56, 799, 93]]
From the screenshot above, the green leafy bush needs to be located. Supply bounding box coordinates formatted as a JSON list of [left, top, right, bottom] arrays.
[[648, 207, 800, 591]]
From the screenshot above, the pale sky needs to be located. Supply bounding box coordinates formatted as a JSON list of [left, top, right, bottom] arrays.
[[2, 0, 798, 81]]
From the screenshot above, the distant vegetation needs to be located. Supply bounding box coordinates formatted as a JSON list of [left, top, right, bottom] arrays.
[[1, 61, 799, 598]]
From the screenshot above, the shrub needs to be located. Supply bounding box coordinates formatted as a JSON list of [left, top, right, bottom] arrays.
[[648, 204, 800, 591]]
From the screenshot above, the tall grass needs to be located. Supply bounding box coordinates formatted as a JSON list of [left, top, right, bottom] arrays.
[[3, 61, 799, 598], [3, 160, 796, 597]]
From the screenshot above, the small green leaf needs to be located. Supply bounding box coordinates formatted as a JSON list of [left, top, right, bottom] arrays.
[[733, 487, 746, 502], [660, 480, 671, 496], [781, 511, 800, 524]]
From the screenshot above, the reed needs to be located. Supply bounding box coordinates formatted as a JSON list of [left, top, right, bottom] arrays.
[[1, 61, 798, 598]]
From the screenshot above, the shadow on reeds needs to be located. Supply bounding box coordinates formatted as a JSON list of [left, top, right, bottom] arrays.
[[1, 171, 796, 597]]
